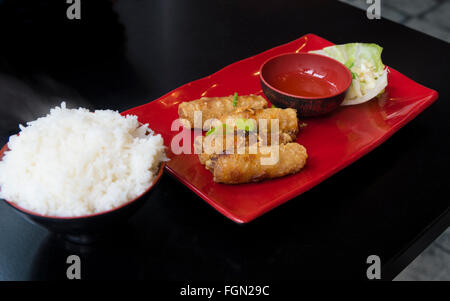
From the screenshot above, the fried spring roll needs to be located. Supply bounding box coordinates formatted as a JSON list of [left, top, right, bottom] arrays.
[[178, 95, 268, 128], [195, 130, 293, 166], [212, 108, 299, 141], [205, 143, 308, 184]]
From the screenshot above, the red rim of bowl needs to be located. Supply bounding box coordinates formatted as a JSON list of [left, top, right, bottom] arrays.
[[259, 52, 353, 100], [0, 143, 166, 220]]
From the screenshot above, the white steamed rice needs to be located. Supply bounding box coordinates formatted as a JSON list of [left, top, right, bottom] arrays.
[[0, 102, 167, 217]]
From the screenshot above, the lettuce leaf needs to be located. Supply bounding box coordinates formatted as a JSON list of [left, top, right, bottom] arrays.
[[310, 43, 387, 105]]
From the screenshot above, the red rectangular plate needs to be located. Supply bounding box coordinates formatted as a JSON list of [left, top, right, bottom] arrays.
[[122, 34, 438, 223]]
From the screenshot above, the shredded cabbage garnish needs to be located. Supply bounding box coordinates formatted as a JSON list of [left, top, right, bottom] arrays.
[[310, 43, 388, 105]]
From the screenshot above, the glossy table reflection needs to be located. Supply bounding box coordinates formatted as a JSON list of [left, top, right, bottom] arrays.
[[0, 0, 449, 280]]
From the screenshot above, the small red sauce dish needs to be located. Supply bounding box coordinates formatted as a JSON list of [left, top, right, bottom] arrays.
[[260, 53, 352, 117]]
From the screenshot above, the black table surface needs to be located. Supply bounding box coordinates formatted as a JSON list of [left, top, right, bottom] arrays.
[[0, 0, 449, 280]]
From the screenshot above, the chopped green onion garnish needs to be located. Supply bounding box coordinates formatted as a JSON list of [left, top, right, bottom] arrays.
[[232, 92, 238, 107], [206, 124, 231, 136], [236, 118, 255, 132], [345, 61, 356, 79], [205, 127, 216, 136]]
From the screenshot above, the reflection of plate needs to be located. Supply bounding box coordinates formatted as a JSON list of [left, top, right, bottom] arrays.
[[122, 34, 438, 223]]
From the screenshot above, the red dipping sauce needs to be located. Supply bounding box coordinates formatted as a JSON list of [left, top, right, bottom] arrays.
[[260, 53, 353, 116], [272, 71, 338, 98]]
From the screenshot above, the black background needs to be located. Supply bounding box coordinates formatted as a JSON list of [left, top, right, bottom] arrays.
[[0, 0, 449, 280]]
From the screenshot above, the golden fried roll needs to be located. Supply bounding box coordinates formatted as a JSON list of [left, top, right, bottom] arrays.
[[206, 143, 307, 184], [196, 130, 293, 166], [178, 95, 268, 129], [218, 108, 299, 141], [196, 132, 255, 165], [258, 131, 294, 147]]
